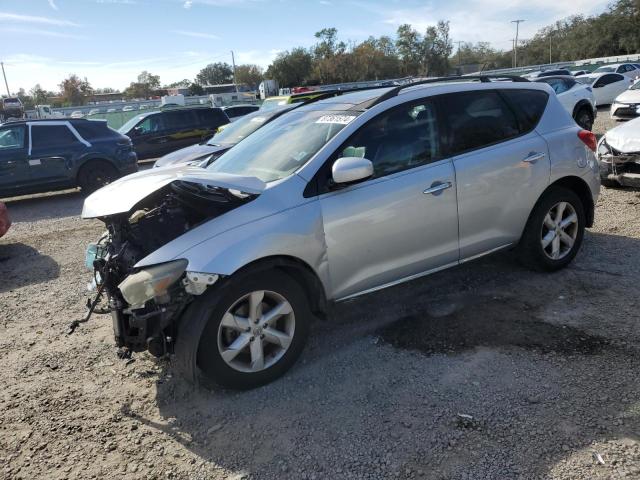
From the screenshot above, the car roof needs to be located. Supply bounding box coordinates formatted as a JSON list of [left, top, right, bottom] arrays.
[[578, 71, 623, 78], [2, 118, 104, 126], [534, 75, 577, 81], [223, 104, 258, 109]]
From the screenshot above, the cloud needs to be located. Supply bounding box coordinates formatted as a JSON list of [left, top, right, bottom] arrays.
[[172, 29, 220, 40], [0, 27, 86, 39], [183, 0, 193, 8], [47, 0, 59, 10], [95, 0, 138, 4], [0, 12, 80, 27]]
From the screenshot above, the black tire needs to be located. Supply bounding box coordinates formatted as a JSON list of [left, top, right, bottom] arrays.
[[174, 269, 311, 390], [517, 186, 586, 272], [77, 160, 119, 193], [574, 106, 594, 131]]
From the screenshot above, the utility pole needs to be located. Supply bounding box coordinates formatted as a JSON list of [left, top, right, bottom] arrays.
[[549, 34, 552, 64], [511, 39, 516, 68], [1, 62, 10, 96], [230, 50, 238, 93], [511, 19, 525, 68], [456, 41, 463, 66]]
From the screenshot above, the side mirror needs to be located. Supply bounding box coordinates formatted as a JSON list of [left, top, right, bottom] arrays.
[[331, 157, 373, 185]]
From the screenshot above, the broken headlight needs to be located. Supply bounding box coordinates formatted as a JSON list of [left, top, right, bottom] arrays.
[[118, 259, 188, 308]]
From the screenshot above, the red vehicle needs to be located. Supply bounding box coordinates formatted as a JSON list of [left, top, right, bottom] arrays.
[[0, 202, 10, 238]]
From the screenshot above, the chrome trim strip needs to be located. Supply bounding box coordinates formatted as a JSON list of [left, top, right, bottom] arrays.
[[459, 243, 513, 264], [335, 261, 459, 302]]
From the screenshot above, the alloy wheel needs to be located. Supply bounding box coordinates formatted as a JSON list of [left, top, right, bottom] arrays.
[[217, 290, 295, 373], [540, 201, 579, 260]]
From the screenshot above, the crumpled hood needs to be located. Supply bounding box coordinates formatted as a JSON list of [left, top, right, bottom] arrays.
[[604, 116, 640, 153], [614, 89, 640, 105], [154, 143, 229, 168], [82, 165, 266, 218]]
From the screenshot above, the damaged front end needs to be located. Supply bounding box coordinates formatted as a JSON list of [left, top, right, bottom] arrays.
[[598, 137, 640, 188], [79, 171, 262, 356]]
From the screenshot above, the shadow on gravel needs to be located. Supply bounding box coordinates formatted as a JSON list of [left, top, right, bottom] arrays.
[[1, 190, 84, 223], [376, 296, 610, 356], [0, 242, 59, 293], [129, 232, 639, 479]]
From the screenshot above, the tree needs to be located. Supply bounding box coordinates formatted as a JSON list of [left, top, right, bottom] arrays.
[[94, 87, 118, 94], [234, 64, 263, 89], [166, 79, 191, 88], [59, 74, 92, 106], [423, 21, 453, 76], [396, 24, 423, 75], [196, 62, 234, 85], [188, 82, 205, 95], [30, 84, 48, 104], [265, 48, 313, 87], [124, 71, 161, 99]]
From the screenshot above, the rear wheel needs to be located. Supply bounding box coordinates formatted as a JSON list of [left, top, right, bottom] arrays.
[[175, 270, 311, 389], [574, 106, 594, 131], [78, 160, 119, 193], [517, 186, 586, 271]]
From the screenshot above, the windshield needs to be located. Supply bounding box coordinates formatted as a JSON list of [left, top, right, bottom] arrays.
[[577, 76, 596, 85], [207, 110, 358, 182], [594, 66, 615, 73], [118, 114, 148, 134], [630, 80, 640, 90], [208, 111, 274, 146]]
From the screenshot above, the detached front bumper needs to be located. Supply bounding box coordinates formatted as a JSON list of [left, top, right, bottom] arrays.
[[599, 154, 640, 187]]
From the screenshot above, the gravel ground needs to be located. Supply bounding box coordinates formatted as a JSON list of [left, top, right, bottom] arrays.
[[1, 109, 639, 480]]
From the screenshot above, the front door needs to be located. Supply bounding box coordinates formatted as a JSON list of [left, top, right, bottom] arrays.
[[0, 124, 29, 195], [318, 99, 459, 299], [130, 114, 168, 159]]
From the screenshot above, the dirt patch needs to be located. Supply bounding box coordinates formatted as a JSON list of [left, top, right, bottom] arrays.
[[376, 296, 610, 356]]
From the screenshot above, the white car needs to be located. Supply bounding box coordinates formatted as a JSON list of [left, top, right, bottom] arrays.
[[598, 116, 640, 188], [576, 73, 634, 106], [610, 79, 640, 120], [534, 75, 596, 130], [70, 110, 84, 118], [593, 63, 640, 79], [122, 105, 137, 112]]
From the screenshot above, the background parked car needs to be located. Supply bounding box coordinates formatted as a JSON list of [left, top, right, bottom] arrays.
[[593, 63, 640, 79], [571, 70, 590, 76], [610, 79, 640, 120], [0, 201, 10, 238], [0, 119, 137, 197], [524, 69, 572, 79], [154, 105, 296, 168], [598, 116, 640, 187], [222, 104, 260, 122], [118, 106, 229, 160], [576, 72, 634, 105], [534, 75, 597, 130]]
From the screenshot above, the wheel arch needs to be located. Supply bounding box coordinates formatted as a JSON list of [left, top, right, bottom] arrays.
[[572, 99, 594, 120], [541, 176, 595, 227], [228, 255, 329, 320], [75, 156, 118, 184]]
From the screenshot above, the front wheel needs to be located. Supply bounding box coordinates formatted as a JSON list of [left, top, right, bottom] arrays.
[[517, 186, 586, 271], [175, 270, 311, 389], [78, 160, 119, 193]]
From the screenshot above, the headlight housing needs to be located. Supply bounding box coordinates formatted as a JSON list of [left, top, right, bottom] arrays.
[[118, 259, 188, 308]]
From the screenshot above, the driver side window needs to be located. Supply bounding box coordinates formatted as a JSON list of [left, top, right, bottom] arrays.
[[339, 100, 440, 179], [0, 125, 25, 150]]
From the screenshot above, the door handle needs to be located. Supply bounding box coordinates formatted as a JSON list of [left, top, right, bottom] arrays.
[[423, 181, 452, 195], [523, 152, 546, 163]]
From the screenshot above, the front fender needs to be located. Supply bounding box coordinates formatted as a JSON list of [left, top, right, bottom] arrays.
[[176, 199, 331, 295]]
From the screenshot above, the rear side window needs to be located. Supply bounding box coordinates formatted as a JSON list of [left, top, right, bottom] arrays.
[[440, 91, 520, 155], [595, 74, 622, 87], [500, 89, 548, 133], [74, 121, 112, 140], [195, 109, 228, 127], [164, 110, 196, 129], [31, 125, 79, 149]]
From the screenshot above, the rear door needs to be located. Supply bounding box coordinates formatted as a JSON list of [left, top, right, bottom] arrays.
[[318, 99, 459, 299], [29, 123, 86, 187], [0, 124, 29, 195], [440, 89, 551, 260], [164, 110, 202, 152]]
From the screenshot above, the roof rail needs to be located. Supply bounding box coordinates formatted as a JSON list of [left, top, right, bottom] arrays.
[[367, 74, 529, 108]]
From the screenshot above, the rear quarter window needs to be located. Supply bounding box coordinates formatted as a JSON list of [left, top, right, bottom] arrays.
[[74, 121, 113, 140], [500, 89, 549, 133]]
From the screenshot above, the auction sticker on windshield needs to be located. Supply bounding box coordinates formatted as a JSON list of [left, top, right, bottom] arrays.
[[316, 114, 357, 125]]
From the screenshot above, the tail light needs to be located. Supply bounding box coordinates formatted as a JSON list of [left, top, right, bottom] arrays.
[[578, 129, 597, 152]]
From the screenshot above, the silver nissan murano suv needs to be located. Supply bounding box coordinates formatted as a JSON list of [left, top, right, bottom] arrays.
[[82, 76, 600, 389]]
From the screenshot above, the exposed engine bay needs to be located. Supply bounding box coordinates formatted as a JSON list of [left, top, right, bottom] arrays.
[[81, 180, 257, 356]]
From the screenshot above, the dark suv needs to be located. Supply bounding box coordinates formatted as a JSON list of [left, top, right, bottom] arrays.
[[118, 107, 230, 160], [0, 119, 137, 197]]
